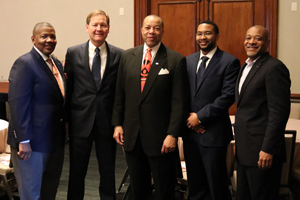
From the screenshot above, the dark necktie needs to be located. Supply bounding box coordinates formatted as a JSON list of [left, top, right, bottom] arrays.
[[140, 48, 152, 92], [92, 47, 101, 90], [196, 56, 209, 87]]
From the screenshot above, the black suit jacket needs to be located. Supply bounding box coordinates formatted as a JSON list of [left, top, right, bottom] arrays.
[[65, 41, 123, 138], [234, 52, 291, 166], [185, 47, 240, 146], [112, 43, 190, 156], [8, 48, 66, 153]]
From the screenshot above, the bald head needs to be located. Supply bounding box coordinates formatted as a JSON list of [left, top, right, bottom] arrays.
[[248, 25, 269, 40], [142, 15, 164, 29]]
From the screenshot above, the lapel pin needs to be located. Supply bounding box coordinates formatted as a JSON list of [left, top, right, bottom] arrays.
[[155, 62, 159, 65]]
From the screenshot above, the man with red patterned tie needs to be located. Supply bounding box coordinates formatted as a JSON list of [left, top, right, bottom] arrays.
[[112, 15, 190, 200]]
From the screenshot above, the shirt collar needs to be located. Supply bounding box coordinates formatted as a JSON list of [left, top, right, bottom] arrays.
[[199, 46, 217, 60], [143, 42, 161, 53], [33, 46, 51, 61], [245, 56, 261, 65], [89, 40, 107, 54]]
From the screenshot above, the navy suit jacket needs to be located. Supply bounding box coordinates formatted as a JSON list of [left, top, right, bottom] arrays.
[[65, 41, 123, 138], [185, 47, 240, 147], [112, 43, 190, 156], [8, 48, 66, 153], [235, 52, 291, 166]]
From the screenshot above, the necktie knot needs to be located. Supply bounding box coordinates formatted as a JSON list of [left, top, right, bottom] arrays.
[[46, 58, 53, 66], [95, 47, 100, 54], [201, 56, 209, 64]]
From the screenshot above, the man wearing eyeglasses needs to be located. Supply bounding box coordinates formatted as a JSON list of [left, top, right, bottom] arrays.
[[184, 20, 240, 200], [64, 9, 123, 200]]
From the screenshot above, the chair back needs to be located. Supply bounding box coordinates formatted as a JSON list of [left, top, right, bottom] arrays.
[[281, 130, 296, 187]]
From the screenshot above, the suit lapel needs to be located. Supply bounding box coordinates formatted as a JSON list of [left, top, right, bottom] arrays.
[[131, 46, 144, 96], [195, 48, 222, 94], [53, 58, 66, 101], [100, 42, 115, 90], [140, 44, 167, 102], [235, 63, 247, 103], [81, 41, 97, 90], [237, 52, 269, 104], [30, 48, 64, 100], [191, 53, 199, 96]]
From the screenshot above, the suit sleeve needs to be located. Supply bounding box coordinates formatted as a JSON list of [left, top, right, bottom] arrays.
[[262, 62, 291, 154], [197, 58, 240, 123], [167, 56, 190, 137], [8, 58, 34, 142]]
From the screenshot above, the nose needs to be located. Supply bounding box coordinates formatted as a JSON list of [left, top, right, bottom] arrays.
[[46, 37, 53, 42], [248, 37, 256, 44], [148, 27, 155, 33]]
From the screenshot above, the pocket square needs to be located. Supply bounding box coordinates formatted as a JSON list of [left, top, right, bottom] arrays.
[[158, 68, 169, 75]]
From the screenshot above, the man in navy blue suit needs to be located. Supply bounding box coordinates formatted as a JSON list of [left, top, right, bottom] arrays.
[[65, 10, 123, 200], [8, 22, 66, 200], [184, 21, 240, 200]]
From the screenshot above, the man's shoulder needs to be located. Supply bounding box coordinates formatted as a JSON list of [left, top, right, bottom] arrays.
[[164, 45, 184, 58], [186, 52, 198, 60], [67, 42, 88, 52], [15, 49, 38, 64], [106, 43, 124, 54], [220, 50, 238, 61], [122, 45, 142, 56]]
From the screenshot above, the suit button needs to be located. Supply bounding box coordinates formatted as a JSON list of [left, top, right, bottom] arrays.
[[60, 119, 63, 122]]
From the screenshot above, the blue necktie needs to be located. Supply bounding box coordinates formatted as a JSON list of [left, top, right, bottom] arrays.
[[92, 47, 101, 90], [196, 56, 209, 87]]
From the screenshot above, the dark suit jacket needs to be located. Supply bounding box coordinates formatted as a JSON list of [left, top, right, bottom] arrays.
[[235, 52, 291, 166], [8, 48, 66, 153], [185, 47, 240, 147], [112, 43, 190, 156], [65, 41, 123, 138]]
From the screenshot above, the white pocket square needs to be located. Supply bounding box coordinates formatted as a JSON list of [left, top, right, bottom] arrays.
[[158, 68, 169, 75]]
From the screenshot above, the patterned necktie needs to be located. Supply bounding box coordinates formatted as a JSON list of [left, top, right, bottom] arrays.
[[92, 47, 101, 90], [47, 58, 65, 97], [196, 56, 209, 87], [141, 48, 152, 92]]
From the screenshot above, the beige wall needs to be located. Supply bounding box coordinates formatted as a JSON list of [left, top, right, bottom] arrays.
[[0, 0, 134, 80], [278, 0, 300, 93]]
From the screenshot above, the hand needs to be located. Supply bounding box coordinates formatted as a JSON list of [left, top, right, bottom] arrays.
[[161, 135, 177, 154], [258, 150, 273, 170], [193, 124, 206, 134], [18, 143, 32, 160], [113, 126, 124, 145], [187, 113, 200, 129]]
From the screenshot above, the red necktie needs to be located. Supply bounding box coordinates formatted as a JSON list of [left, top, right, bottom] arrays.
[[47, 58, 65, 97], [141, 48, 152, 92]]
